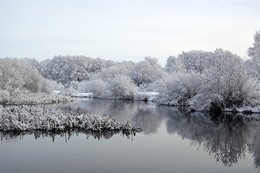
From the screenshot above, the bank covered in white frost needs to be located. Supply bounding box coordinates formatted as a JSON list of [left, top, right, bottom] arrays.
[[0, 106, 142, 133], [0, 90, 72, 105]]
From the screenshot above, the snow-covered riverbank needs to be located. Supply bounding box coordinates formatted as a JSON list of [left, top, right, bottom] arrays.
[[0, 106, 142, 134], [0, 90, 72, 105]]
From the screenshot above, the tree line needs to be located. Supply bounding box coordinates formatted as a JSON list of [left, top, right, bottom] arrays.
[[0, 29, 259, 111]]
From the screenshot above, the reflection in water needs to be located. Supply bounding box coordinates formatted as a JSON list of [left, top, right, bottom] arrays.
[[58, 99, 139, 122], [132, 105, 162, 135], [2, 99, 260, 170], [163, 106, 260, 167], [249, 125, 260, 170], [0, 129, 135, 143]]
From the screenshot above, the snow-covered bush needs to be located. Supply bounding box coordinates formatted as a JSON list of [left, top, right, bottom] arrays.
[[39, 78, 64, 94], [0, 90, 10, 104], [177, 50, 215, 73], [165, 56, 186, 73], [79, 79, 110, 98], [130, 57, 163, 86], [108, 75, 137, 100], [97, 63, 133, 81], [189, 49, 260, 111], [79, 73, 137, 100], [36, 56, 115, 86], [0, 58, 41, 92], [61, 86, 78, 96], [0, 89, 72, 105], [156, 72, 202, 106], [189, 93, 224, 112], [157, 48, 260, 111], [70, 80, 80, 91], [0, 106, 142, 133]]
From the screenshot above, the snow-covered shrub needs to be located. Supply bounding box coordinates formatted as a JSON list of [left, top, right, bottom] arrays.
[[156, 72, 202, 106], [79, 74, 137, 100], [70, 80, 80, 91], [39, 78, 64, 94], [61, 86, 78, 96], [189, 93, 224, 112], [0, 58, 41, 92], [0, 90, 10, 104], [0, 106, 142, 133], [108, 75, 137, 100], [97, 63, 133, 81], [176, 50, 215, 73], [78, 79, 110, 98], [165, 56, 186, 73], [142, 72, 171, 92], [36, 56, 115, 86], [189, 49, 260, 111], [130, 57, 163, 86], [0, 89, 72, 105]]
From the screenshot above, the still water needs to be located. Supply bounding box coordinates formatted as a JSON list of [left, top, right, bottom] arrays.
[[1, 99, 260, 173]]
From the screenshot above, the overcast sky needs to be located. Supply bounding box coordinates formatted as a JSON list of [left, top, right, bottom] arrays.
[[0, 0, 260, 65]]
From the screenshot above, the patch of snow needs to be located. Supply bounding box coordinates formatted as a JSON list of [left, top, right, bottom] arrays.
[[53, 90, 61, 95]]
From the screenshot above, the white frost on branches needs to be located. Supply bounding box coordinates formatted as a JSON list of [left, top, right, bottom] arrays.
[[0, 106, 142, 133]]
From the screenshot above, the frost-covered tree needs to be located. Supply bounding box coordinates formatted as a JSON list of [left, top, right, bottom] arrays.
[[190, 49, 260, 111], [39, 78, 64, 94], [156, 72, 202, 106], [79, 79, 109, 98], [130, 57, 162, 86], [165, 56, 185, 73], [108, 75, 137, 100], [248, 29, 260, 61], [37, 55, 115, 87], [0, 58, 41, 92], [96, 62, 134, 81], [158, 49, 260, 110], [246, 29, 260, 80], [177, 50, 214, 73]]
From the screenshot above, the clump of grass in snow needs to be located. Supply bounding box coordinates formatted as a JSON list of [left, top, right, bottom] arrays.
[[0, 106, 142, 135]]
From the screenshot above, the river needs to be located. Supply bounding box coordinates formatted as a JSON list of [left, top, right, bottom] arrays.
[[1, 98, 260, 173]]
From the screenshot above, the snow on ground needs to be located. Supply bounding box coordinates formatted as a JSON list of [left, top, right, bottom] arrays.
[[0, 106, 142, 134], [52, 90, 61, 95]]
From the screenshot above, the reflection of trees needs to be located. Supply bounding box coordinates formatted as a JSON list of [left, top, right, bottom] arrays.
[[247, 123, 260, 170], [166, 109, 259, 167], [200, 115, 247, 167], [58, 99, 139, 122], [0, 129, 135, 142], [132, 105, 163, 135], [38, 99, 260, 168], [61, 99, 163, 135]]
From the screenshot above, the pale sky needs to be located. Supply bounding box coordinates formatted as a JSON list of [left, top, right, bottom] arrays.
[[0, 0, 260, 65]]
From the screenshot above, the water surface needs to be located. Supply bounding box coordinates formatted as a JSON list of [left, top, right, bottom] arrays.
[[1, 99, 260, 173]]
